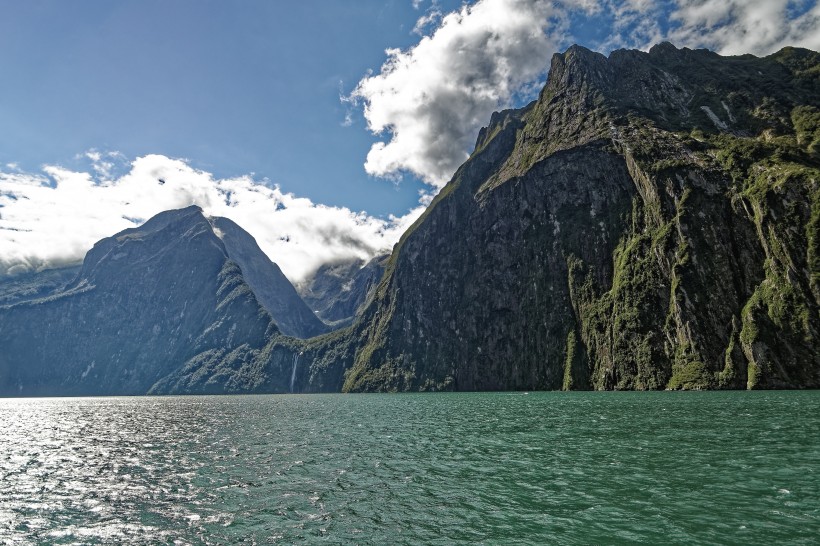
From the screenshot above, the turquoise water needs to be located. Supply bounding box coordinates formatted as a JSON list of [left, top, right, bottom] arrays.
[[1, 391, 818, 544]]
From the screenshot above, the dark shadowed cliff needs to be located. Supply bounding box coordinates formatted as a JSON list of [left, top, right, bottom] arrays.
[[337, 43, 820, 392]]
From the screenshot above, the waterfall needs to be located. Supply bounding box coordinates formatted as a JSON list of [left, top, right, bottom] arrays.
[[290, 353, 299, 393]]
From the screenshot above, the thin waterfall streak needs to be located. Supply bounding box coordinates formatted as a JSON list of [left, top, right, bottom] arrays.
[[290, 353, 299, 393]]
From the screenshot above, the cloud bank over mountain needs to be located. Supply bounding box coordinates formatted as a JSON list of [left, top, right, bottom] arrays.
[[351, 0, 820, 186], [349, 0, 565, 188], [0, 154, 423, 282]]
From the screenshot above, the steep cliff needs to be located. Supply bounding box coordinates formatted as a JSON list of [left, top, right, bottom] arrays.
[[209, 216, 329, 338], [340, 43, 820, 391]]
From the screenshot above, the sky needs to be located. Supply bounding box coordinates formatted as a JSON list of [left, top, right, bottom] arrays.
[[1, 0, 819, 282]]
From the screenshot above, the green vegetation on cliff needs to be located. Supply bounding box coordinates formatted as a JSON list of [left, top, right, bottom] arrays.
[[337, 43, 820, 393]]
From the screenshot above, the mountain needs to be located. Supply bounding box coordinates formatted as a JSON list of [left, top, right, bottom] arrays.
[[296, 254, 389, 327], [0, 206, 316, 396], [208, 216, 328, 338], [337, 43, 820, 392], [168, 43, 819, 394], [2, 43, 818, 396]]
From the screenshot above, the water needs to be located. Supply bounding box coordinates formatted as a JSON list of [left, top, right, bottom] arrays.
[[1, 391, 818, 545]]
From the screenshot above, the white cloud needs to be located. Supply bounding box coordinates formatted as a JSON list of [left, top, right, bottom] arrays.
[[412, 9, 443, 36], [668, 0, 820, 55], [79, 149, 129, 182], [348, 0, 566, 188], [0, 155, 424, 282], [586, 0, 820, 55], [591, 0, 666, 52]]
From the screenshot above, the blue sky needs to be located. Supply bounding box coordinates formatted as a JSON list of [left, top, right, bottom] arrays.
[[1, 0, 818, 281], [0, 0, 457, 216]]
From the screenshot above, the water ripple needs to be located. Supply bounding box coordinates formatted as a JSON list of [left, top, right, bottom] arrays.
[[1, 391, 818, 544]]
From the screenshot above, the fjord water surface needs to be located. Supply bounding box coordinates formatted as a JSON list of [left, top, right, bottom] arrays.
[[1, 392, 818, 544]]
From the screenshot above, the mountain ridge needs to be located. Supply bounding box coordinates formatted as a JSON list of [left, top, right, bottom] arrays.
[[208, 216, 329, 338], [336, 41, 820, 392], [1, 42, 818, 395]]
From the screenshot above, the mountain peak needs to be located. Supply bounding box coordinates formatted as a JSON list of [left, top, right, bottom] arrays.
[[0, 204, 277, 395], [75, 206, 216, 288], [647, 41, 679, 56], [545, 44, 609, 92]]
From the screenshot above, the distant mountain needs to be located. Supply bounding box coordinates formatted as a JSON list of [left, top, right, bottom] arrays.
[[0, 206, 315, 395], [296, 254, 388, 327]]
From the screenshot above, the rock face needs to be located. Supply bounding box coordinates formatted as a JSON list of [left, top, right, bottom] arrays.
[[339, 43, 820, 392], [0, 206, 316, 395], [297, 254, 388, 327], [208, 217, 328, 338]]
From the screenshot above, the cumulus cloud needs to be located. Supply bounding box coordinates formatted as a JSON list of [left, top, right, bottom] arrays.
[[668, 0, 820, 55], [0, 155, 424, 282], [348, 0, 567, 188], [582, 0, 820, 55]]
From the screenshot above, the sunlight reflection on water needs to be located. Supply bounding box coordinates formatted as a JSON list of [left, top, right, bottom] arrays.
[[1, 392, 819, 544]]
